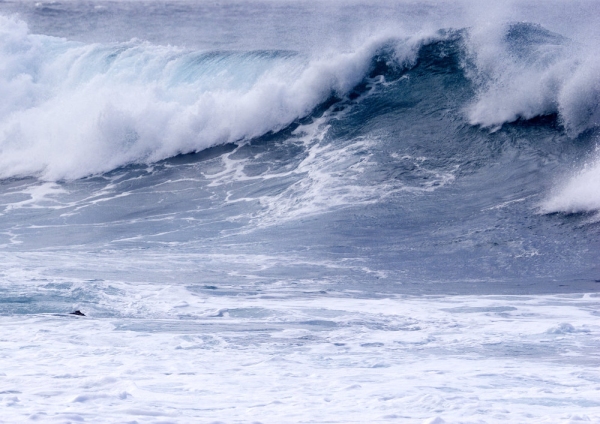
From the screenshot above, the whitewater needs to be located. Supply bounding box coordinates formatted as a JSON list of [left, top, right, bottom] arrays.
[[0, 0, 599, 422]]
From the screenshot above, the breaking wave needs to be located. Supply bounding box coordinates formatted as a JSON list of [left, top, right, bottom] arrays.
[[0, 14, 598, 197]]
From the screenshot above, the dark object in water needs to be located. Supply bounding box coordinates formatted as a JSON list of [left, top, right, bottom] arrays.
[[70, 310, 85, 316]]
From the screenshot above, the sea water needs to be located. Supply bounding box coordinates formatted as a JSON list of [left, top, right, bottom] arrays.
[[0, 1, 598, 422]]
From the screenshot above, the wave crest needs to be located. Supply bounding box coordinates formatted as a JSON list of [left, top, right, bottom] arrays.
[[1, 14, 599, 182], [0, 15, 424, 180], [465, 22, 600, 136], [541, 153, 600, 215]]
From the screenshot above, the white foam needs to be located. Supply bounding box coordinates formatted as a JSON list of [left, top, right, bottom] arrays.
[[202, 105, 457, 228], [0, 182, 66, 212], [0, 292, 597, 422], [541, 154, 600, 214], [464, 20, 600, 136], [0, 7, 597, 181], [0, 15, 421, 181]]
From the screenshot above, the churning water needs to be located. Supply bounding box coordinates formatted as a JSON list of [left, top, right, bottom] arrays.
[[0, 1, 598, 422]]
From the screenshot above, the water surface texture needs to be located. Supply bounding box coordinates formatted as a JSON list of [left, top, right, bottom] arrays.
[[0, 1, 598, 422]]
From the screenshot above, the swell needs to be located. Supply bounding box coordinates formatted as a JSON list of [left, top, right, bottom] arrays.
[[0, 13, 598, 197]]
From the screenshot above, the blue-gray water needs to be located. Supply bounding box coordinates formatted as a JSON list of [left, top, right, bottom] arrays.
[[0, 2, 599, 310], [0, 2, 599, 421]]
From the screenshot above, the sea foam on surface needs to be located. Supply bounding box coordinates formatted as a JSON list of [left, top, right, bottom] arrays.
[[0, 293, 598, 423]]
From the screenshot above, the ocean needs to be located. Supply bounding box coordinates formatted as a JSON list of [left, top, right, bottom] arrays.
[[0, 0, 598, 422]]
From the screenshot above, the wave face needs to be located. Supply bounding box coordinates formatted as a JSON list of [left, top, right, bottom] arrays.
[[0, 9, 597, 285]]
